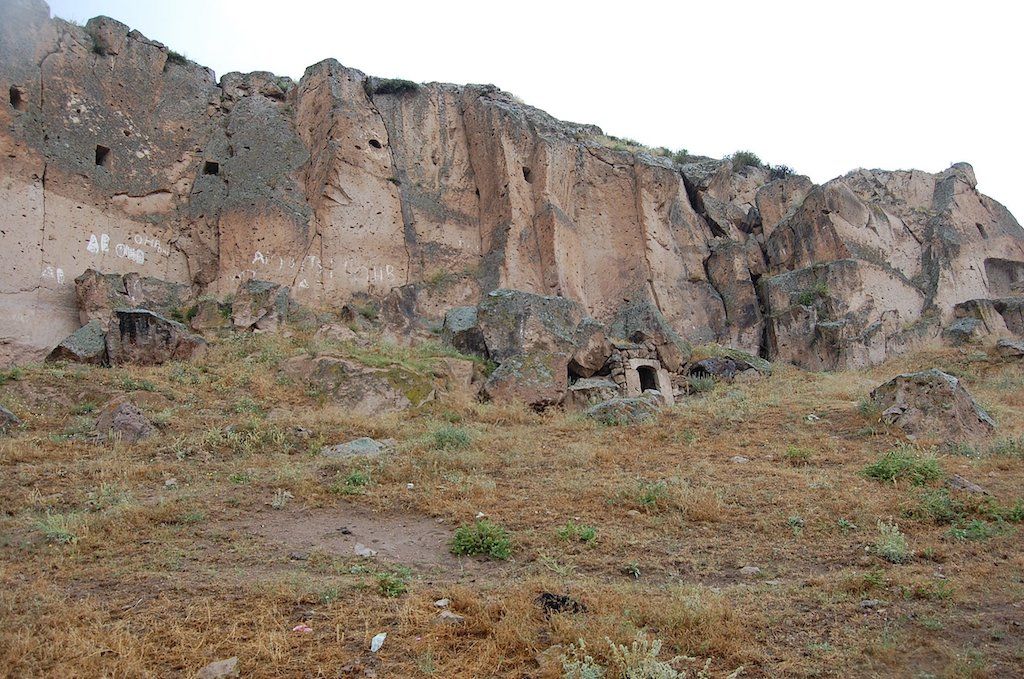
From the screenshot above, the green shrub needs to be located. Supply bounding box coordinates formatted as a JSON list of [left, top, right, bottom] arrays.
[[631, 479, 670, 511], [875, 520, 910, 563], [731, 150, 763, 169], [988, 436, 1024, 458], [946, 519, 1002, 542], [331, 469, 372, 495], [166, 49, 189, 65], [368, 78, 420, 96], [687, 373, 715, 394], [0, 367, 25, 385], [450, 519, 512, 559], [795, 280, 829, 306], [769, 164, 794, 180], [432, 424, 471, 450], [909, 488, 965, 524], [863, 446, 944, 486]]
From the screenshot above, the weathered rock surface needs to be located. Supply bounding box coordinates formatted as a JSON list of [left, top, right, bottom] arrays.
[[75, 269, 191, 327], [106, 309, 208, 365], [870, 369, 996, 442], [46, 319, 107, 364], [996, 338, 1024, 358], [196, 657, 240, 679], [95, 399, 156, 442], [565, 377, 619, 411], [584, 395, 659, 425], [0, 405, 21, 432], [279, 355, 417, 414], [321, 437, 395, 459], [0, 1, 1021, 369], [231, 280, 290, 332]]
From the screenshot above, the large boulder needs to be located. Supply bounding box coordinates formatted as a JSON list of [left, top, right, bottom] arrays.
[[75, 270, 192, 326], [46, 320, 108, 364], [231, 280, 291, 332], [482, 352, 568, 408], [441, 306, 487, 357], [565, 377, 619, 412], [95, 399, 156, 443], [584, 395, 659, 426], [105, 309, 208, 365], [996, 338, 1024, 358], [870, 369, 996, 442], [188, 299, 232, 332], [278, 355, 418, 415]]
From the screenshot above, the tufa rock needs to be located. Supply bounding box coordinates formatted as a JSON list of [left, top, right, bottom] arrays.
[[95, 399, 156, 443], [946, 474, 989, 495], [584, 395, 659, 426], [996, 338, 1024, 358], [279, 355, 416, 415], [565, 378, 619, 412], [0, 405, 21, 433], [870, 369, 996, 442], [231, 280, 291, 332], [75, 270, 192, 327], [321, 437, 396, 459], [188, 299, 232, 332], [106, 309, 208, 365], [196, 657, 240, 679], [46, 320, 108, 364]]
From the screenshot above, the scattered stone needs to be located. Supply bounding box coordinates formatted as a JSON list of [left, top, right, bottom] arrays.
[[106, 309, 208, 365], [95, 400, 156, 443], [289, 551, 308, 561], [406, 482, 414, 490], [946, 474, 990, 495], [859, 599, 883, 610], [730, 455, 750, 464], [535, 592, 586, 616], [231, 279, 290, 332], [370, 632, 387, 653], [436, 610, 465, 625], [164, 477, 178, 488], [870, 369, 996, 442], [433, 598, 450, 608], [46, 320, 108, 365], [996, 338, 1024, 358], [0, 405, 21, 433], [738, 566, 762, 577], [584, 396, 659, 425], [321, 437, 396, 459], [354, 543, 378, 558], [806, 414, 821, 422], [196, 657, 239, 679]]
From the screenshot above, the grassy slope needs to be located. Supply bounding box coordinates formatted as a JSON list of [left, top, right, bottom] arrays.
[[1, 335, 1022, 678]]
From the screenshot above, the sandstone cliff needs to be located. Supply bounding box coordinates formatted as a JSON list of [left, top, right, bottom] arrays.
[[2, 0, 1022, 367]]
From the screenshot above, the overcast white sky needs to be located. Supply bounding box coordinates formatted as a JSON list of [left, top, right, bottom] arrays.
[[48, 0, 1023, 221]]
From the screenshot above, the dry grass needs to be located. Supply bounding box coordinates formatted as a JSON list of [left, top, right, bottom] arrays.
[[2, 337, 1023, 677]]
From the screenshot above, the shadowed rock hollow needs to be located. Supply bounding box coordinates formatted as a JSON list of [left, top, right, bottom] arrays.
[[2, 0, 1023, 373]]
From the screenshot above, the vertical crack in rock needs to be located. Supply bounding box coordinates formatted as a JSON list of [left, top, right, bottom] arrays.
[[365, 90, 415, 286]]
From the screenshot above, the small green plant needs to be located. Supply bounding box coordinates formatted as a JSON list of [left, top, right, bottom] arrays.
[[556, 520, 597, 544], [270, 488, 293, 510], [432, 424, 471, 450], [875, 520, 910, 563], [0, 367, 25, 385], [687, 373, 716, 394], [785, 446, 812, 466], [233, 397, 262, 415], [908, 488, 965, 524], [450, 519, 512, 560], [332, 469, 372, 495], [837, 517, 858, 532], [166, 49, 189, 65], [117, 376, 156, 392], [622, 561, 641, 579], [857, 396, 881, 420], [862, 446, 944, 486], [788, 515, 806, 535], [228, 472, 252, 484], [945, 519, 1002, 542], [769, 164, 795, 180], [631, 479, 670, 511], [988, 436, 1024, 458], [376, 566, 412, 597], [35, 511, 80, 544], [795, 280, 829, 306]]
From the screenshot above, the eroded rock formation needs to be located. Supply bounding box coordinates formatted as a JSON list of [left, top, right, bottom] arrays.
[[2, 0, 1023, 370]]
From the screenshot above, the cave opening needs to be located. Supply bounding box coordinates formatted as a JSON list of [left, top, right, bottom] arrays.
[[95, 145, 110, 168], [638, 365, 659, 393], [203, 160, 220, 175], [9, 85, 26, 111], [368, 139, 382, 149]]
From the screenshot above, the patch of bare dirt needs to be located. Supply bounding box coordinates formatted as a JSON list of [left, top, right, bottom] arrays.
[[226, 505, 499, 577]]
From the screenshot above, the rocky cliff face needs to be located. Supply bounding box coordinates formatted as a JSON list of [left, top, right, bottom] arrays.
[[2, 0, 1023, 367]]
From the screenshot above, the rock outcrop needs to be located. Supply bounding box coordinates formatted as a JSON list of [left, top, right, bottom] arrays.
[[1, 0, 1022, 371], [870, 369, 996, 442]]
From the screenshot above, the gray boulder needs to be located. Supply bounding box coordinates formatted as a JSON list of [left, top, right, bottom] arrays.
[[95, 400, 155, 443], [0, 405, 21, 433], [565, 378, 619, 411], [231, 279, 290, 331], [106, 309, 208, 365], [870, 369, 995, 442], [996, 338, 1024, 358], [584, 395, 659, 425], [47, 320, 108, 364], [321, 437, 396, 459]]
